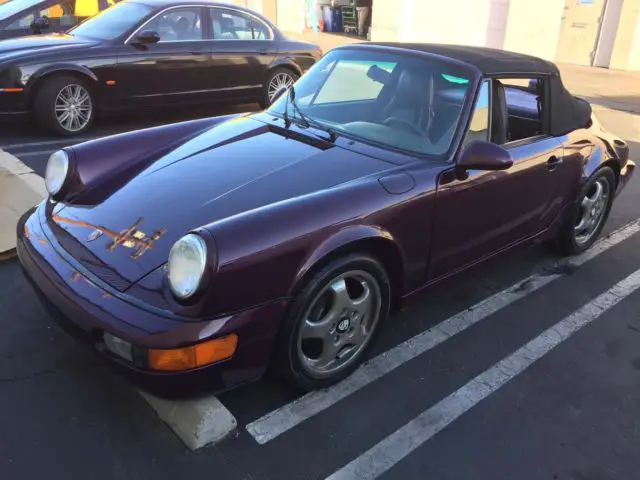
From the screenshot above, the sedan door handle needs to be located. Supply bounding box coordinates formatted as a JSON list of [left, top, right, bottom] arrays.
[[547, 155, 563, 171], [258, 48, 269, 55], [190, 50, 204, 55]]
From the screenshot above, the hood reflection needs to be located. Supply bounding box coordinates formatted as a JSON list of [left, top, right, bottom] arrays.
[[53, 214, 166, 260]]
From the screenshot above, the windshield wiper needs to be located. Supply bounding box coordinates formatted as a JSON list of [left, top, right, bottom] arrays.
[[284, 86, 338, 143]]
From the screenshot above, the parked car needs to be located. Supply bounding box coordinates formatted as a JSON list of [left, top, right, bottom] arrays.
[[17, 43, 634, 396], [0, 0, 116, 40], [0, 0, 322, 135]]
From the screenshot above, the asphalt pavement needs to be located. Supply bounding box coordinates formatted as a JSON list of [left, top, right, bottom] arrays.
[[2, 101, 640, 479]]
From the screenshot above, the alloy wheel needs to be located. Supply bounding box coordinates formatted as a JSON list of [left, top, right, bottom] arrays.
[[54, 84, 92, 133], [297, 270, 382, 379], [574, 177, 610, 246], [268, 72, 294, 103]]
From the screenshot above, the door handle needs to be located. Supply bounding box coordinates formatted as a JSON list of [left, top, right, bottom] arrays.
[[190, 50, 204, 55], [547, 155, 563, 171], [258, 48, 269, 55]]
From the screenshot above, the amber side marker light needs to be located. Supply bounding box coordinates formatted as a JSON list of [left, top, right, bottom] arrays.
[[0, 88, 24, 92], [148, 334, 238, 372]]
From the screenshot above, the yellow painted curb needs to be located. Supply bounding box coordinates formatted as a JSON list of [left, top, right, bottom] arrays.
[[0, 150, 46, 256]]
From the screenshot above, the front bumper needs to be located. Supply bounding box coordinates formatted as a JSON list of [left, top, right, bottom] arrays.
[[17, 203, 287, 398]]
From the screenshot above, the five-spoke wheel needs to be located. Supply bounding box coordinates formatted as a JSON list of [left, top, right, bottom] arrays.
[[555, 166, 615, 255], [273, 254, 390, 392]]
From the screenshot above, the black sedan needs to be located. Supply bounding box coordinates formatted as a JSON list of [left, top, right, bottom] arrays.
[[0, 0, 322, 135]]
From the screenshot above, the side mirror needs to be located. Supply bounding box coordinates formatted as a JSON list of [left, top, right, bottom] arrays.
[[270, 85, 289, 104], [134, 30, 160, 45], [30, 16, 50, 33], [457, 140, 513, 171]]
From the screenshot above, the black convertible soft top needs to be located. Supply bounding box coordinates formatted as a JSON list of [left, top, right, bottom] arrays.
[[364, 43, 593, 137]]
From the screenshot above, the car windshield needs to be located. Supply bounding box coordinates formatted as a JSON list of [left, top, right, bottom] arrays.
[[0, 0, 42, 19], [267, 49, 475, 157], [67, 1, 153, 40]]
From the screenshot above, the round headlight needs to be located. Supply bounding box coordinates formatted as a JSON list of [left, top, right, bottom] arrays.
[[168, 234, 207, 299], [45, 150, 69, 196]]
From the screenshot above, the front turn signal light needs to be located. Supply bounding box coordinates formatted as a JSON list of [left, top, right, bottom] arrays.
[[148, 334, 238, 372]]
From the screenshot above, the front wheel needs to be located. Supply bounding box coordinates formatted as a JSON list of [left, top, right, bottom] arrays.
[[272, 254, 391, 392], [34, 75, 95, 136], [555, 166, 615, 255], [260, 68, 298, 108]]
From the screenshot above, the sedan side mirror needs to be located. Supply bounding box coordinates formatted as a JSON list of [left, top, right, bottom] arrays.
[[134, 30, 160, 45], [457, 140, 513, 171], [30, 16, 50, 33]]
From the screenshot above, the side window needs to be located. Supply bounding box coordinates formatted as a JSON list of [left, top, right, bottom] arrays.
[[462, 80, 490, 149], [144, 7, 203, 42], [210, 9, 271, 40], [497, 77, 544, 143], [6, 0, 78, 30], [312, 60, 397, 105]]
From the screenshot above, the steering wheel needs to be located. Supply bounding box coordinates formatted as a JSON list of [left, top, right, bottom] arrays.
[[383, 116, 425, 136]]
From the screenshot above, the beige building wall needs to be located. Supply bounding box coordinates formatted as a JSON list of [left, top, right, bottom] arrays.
[[370, 0, 402, 41], [610, 0, 640, 70], [502, 0, 564, 61]]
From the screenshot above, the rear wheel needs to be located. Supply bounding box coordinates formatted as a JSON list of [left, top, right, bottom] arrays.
[[555, 166, 615, 255], [261, 68, 298, 108], [34, 75, 95, 136], [272, 254, 390, 392]]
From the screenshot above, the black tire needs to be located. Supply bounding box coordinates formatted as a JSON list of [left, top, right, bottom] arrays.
[[271, 253, 391, 392], [33, 74, 96, 136], [554, 166, 616, 255], [260, 67, 299, 108]]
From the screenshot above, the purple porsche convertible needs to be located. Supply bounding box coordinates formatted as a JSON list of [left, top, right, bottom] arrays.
[[17, 43, 635, 395]]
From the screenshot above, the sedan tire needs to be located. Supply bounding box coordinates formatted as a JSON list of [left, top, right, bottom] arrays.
[[261, 67, 298, 108], [555, 166, 616, 255], [272, 253, 391, 392], [34, 74, 95, 136]]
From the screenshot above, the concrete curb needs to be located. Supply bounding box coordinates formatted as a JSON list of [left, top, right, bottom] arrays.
[[139, 390, 238, 451], [0, 149, 46, 256]]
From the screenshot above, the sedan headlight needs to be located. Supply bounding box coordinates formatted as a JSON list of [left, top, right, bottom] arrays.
[[168, 233, 207, 299], [44, 150, 69, 195]]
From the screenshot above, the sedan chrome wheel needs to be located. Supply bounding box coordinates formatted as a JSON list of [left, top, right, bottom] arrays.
[[297, 270, 382, 379], [268, 72, 294, 103], [574, 177, 610, 246], [55, 84, 92, 133]]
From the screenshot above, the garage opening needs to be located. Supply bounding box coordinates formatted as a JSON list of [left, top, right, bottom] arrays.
[[311, 0, 373, 39]]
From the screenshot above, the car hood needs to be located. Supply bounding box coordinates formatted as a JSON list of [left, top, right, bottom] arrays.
[[0, 34, 97, 58], [51, 116, 395, 290]]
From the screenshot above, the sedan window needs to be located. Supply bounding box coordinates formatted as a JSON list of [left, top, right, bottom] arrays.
[[143, 7, 203, 42], [6, 0, 77, 30], [68, 1, 153, 40], [210, 8, 271, 40]]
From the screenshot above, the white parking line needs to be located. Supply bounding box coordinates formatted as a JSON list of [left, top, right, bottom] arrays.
[[12, 149, 61, 159], [325, 267, 640, 480], [0, 137, 96, 150], [245, 220, 640, 445]]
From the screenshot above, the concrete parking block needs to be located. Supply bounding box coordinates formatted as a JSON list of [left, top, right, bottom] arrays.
[[0, 149, 46, 256], [139, 390, 238, 451]]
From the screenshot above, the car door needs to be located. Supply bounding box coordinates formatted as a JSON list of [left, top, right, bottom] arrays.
[[207, 6, 276, 101], [114, 6, 212, 107], [428, 78, 571, 281]]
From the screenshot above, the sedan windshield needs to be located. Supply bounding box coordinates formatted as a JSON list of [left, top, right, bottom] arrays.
[[268, 49, 475, 157], [0, 0, 42, 19], [68, 1, 153, 40]]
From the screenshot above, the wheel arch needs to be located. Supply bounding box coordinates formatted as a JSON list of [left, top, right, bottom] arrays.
[[290, 226, 406, 311], [26, 65, 99, 104], [265, 60, 302, 81]]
